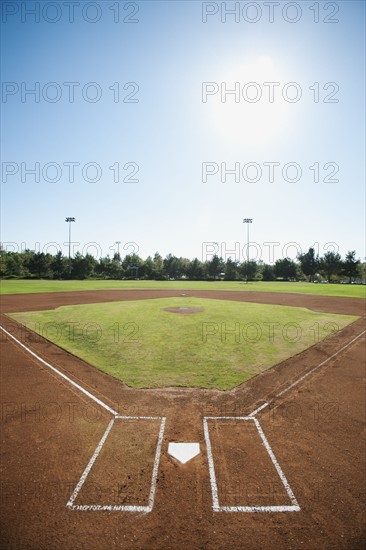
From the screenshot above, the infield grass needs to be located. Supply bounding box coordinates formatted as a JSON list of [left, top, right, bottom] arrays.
[[9, 298, 358, 390], [1, 279, 365, 298]]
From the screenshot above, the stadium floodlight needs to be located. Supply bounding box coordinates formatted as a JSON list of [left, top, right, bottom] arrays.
[[115, 241, 121, 257], [243, 218, 253, 283], [65, 217, 76, 277]]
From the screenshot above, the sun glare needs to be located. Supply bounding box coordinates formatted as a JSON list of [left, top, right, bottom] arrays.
[[207, 56, 288, 147]]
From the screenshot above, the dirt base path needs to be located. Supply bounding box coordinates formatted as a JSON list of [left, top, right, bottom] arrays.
[[1, 290, 365, 549], [1, 288, 365, 315]]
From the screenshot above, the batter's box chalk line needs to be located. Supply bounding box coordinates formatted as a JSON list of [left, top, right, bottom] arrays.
[[66, 416, 166, 513], [203, 416, 300, 513]]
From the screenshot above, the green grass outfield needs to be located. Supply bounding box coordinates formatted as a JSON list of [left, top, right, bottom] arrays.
[[9, 297, 358, 390], [1, 279, 365, 298]]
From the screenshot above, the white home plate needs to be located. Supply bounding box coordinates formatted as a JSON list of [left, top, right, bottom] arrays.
[[168, 442, 200, 464]]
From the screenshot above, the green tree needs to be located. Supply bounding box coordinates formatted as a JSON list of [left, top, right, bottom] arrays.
[[20, 249, 36, 277], [262, 264, 275, 281], [71, 253, 97, 279], [5, 253, 23, 277], [298, 247, 319, 282], [29, 253, 52, 279], [52, 251, 66, 279], [122, 254, 143, 279], [359, 262, 366, 282], [0, 249, 7, 277], [274, 258, 297, 281], [342, 251, 361, 283], [239, 260, 257, 281], [109, 254, 123, 279], [152, 252, 164, 279], [224, 258, 239, 280], [95, 256, 111, 278], [163, 254, 181, 279], [320, 251, 342, 283], [143, 256, 155, 279], [187, 258, 206, 280], [178, 257, 190, 279], [207, 255, 224, 280]]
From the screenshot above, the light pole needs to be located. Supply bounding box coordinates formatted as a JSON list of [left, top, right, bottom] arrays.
[[115, 241, 121, 258], [243, 218, 253, 283], [65, 217, 75, 277]]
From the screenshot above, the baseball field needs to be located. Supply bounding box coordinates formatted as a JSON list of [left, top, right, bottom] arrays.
[[1, 281, 365, 549]]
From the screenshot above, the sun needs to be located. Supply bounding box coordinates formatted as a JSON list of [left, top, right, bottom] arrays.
[[206, 56, 289, 147]]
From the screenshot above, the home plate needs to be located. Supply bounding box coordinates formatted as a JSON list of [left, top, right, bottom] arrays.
[[168, 442, 200, 464]]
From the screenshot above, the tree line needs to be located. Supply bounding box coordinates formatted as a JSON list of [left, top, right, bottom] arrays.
[[0, 247, 363, 284]]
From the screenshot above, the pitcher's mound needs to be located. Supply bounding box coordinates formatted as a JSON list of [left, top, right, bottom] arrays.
[[163, 307, 204, 315]]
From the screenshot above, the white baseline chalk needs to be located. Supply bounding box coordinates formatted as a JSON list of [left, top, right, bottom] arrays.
[[249, 403, 269, 417], [249, 329, 366, 417], [0, 324, 118, 416]]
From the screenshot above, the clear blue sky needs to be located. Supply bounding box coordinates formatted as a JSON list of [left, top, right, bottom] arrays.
[[1, 0, 365, 264]]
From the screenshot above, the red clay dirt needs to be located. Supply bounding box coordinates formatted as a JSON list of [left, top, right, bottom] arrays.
[[0, 289, 365, 550]]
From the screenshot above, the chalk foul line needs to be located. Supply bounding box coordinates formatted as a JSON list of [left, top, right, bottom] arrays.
[[248, 328, 366, 417], [0, 324, 118, 416]]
